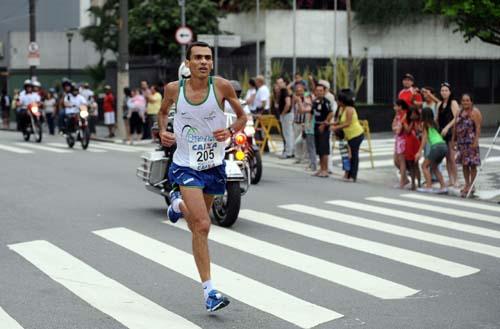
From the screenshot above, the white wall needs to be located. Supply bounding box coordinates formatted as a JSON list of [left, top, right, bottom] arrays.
[[9, 31, 114, 70], [219, 10, 500, 59]]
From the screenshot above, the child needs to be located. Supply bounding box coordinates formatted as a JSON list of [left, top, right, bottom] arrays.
[[404, 106, 422, 190], [392, 99, 409, 188], [336, 130, 351, 180], [304, 110, 317, 172], [415, 107, 448, 194]]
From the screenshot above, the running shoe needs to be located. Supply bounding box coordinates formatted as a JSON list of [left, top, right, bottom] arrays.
[[436, 187, 448, 194], [167, 190, 183, 223], [205, 290, 230, 312], [417, 187, 434, 193]]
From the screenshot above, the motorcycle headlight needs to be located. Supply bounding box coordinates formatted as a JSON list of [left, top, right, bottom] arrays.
[[235, 150, 245, 161], [234, 133, 247, 145], [31, 106, 39, 113], [80, 110, 89, 119]]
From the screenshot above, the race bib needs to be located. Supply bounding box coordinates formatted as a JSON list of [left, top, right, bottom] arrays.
[[189, 137, 224, 171]]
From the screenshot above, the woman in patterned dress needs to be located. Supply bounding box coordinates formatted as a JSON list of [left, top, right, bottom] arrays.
[[453, 94, 482, 197]]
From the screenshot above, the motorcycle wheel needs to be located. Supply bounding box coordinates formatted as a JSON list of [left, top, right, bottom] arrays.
[[211, 181, 241, 227], [35, 122, 43, 143], [250, 149, 263, 184], [66, 133, 75, 148], [80, 127, 90, 150], [23, 130, 30, 141]]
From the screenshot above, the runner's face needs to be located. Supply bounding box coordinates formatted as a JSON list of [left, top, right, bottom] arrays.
[[187, 46, 213, 78]]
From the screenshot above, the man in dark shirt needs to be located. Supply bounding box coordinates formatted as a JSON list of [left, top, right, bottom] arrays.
[[277, 77, 293, 158], [312, 84, 333, 177]]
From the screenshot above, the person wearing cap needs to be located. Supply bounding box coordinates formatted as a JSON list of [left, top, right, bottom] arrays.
[[398, 73, 422, 108], [57, 79, 73, 134], [80, 82, 94, 104], [17, 79, 41, 131], [317, 79, 337, 113], [103, 85, 116, 138]]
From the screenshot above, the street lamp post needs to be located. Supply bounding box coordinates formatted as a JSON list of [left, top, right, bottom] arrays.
[[65, 29, 76, 80]]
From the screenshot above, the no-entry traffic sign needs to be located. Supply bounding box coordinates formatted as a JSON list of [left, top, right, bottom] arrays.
[[175, 26, 193, 45]]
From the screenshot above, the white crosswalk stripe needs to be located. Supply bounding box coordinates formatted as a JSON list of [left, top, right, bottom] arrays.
[[284, 204, 500, 260], [8, 240, 201, 329], [240, 209, 478, 278], [164, 220, 419, 299], [89, 143, 138, 152], [0, 306, 24, 329], [93, 141, 155, 152], [367, 197, 500, 225], [46, 142, 107, 153], [94, 227, 343, 329], [0, 143, 34, 154], [328, 200, 500, 240], [14, 143, 73, 153], [400, 193, 500, 213]]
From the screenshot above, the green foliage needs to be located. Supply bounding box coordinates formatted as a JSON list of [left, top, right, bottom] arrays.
[[129, 0, 221, 58], [354, 0, 426, 27], [270, 59, 285, 83], [84, 62, 107, 89], [80, 1, 120, 60], [217, 0, 292, 12], [425, 0, 500, 46]]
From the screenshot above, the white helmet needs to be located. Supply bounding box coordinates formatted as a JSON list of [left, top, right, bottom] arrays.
[[32, 81, 41, 88], [178, 62, 191, 80], [23, 79, 32, 86]]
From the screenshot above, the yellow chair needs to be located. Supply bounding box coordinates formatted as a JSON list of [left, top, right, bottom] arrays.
[[254, 114, 282, 154]]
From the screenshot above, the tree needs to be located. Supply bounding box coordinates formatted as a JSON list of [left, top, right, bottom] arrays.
[[354, 0, 426, 27], [425, 0, 500, 46], [129, 0, 220, 59]]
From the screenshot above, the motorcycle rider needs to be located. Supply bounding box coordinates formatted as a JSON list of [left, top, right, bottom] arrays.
[[58, 78, 73, 134], [63, 83, 87, 132], [17, 79, 41, 132], [158, 42, 247, 312]]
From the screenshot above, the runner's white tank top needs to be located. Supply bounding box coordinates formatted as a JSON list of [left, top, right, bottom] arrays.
[[173, 76, 226, 171]]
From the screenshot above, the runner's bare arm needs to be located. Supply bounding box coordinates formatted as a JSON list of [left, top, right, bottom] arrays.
[[158, 82, 179, 146], [213, 78, 247, 141]]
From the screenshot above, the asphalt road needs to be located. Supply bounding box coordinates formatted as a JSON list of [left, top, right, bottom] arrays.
[[1, 130, 500, 329]]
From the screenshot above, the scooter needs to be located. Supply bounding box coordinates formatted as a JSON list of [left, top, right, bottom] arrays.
[[137, 113, 247, 227]]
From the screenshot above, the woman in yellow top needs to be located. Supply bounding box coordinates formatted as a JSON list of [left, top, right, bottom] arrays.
[[332, 89, 364, 182]]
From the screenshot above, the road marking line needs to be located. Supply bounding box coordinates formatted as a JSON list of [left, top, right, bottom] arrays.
[[93, 142, 154, 152], [367, 197, 500, 225], [94, 227, 343, 328], [332, 150, 394, 160], [0, 144, 34, 154], [401, 193, 500, 213], [164, 220, 418, 299], [46, 142, 107, 153], [485, 156, 500, 163], [327, 200, 500, 255], [14, 143, 73, 153], [481, 144, 500, 151], [90, 143, 137, 152], [8, 240, 201, 329], [0, 306, 24, 329], [274, 204, 479, 278]]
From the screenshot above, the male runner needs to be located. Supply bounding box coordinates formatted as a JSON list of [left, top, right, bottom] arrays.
[[158, 41, 247, 312]]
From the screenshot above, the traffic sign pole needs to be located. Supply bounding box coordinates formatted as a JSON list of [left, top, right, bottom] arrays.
[[179, 0, 186, 62]]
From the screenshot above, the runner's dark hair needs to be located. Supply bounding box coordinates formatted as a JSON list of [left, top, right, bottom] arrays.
[[186, 41, 213, 60]]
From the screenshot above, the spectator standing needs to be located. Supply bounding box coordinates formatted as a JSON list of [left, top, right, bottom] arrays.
[[393, 99, 410, 188], [127, 88, 146, 144], [103, 85, 116, 138], [145, 85, 162, 140], [398, 73, 422, 108], [318, 80, 337, 113], [43, 91, 57, 135], [79, 82, 94, 103], [253, 75, 270, 114], [437, 82, 459, 186], [415, 108, 448, 194], [140, 81, 151, 139], [123, 87, 132, 142], [404, 106, 422, 190], [332, 89, 364, 182], [244, 79, 257, 113], [292, 82, 310, 163], [1, 89, 10, 129], [312, 84, 333, 177], [421, 86, 439, 117], [453, 94, 482, 197], [288, 73, 309, 92], [276, 77, 294, 159], [88, 95, 99, 138], [10, 89, 20, 128]]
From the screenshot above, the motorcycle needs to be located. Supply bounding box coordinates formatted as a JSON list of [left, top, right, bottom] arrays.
[[65, 105, 90, 149], [22, 102, 43, 143], [136, 112, 247, 227]]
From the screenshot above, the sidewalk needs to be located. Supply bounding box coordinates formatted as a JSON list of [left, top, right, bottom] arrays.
[[261, 131, 500, 204]]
